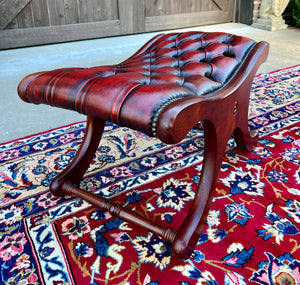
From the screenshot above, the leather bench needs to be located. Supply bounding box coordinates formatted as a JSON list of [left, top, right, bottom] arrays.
[[18, 31, 269, 260]]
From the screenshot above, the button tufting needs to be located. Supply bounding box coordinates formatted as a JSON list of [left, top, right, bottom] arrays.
[[18, 31, 258, 138]]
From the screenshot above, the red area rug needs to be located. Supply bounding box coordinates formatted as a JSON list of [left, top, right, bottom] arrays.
[[0, 65, 299, 284]]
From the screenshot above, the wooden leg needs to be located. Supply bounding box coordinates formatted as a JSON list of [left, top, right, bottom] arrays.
[[169, 82, 259, 260], [233, 82, 259, 152], [233, 126, 258, 151], [172, 119, 234, 260], [233, 94, 258, 151], [50, 116, 106, 197]]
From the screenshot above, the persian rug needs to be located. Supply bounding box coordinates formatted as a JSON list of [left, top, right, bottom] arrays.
[[0, 65, 299, 285]]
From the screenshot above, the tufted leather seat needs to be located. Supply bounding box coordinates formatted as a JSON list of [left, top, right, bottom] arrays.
[[18, 31, 269, 260], [19, 32, 258, 143]]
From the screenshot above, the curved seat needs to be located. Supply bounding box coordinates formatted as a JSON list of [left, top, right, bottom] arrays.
[[18, 31, 269, 260]]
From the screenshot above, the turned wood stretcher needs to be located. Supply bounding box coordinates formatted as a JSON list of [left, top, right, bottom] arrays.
[[18, 31, 269, 260]]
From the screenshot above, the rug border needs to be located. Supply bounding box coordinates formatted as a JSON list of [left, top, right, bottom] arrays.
[[255, 63, 300, 77], [0, 120, 86, 147]]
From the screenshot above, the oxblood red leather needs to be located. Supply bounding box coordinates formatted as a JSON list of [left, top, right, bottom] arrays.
[[18, 31, 256, 141]]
